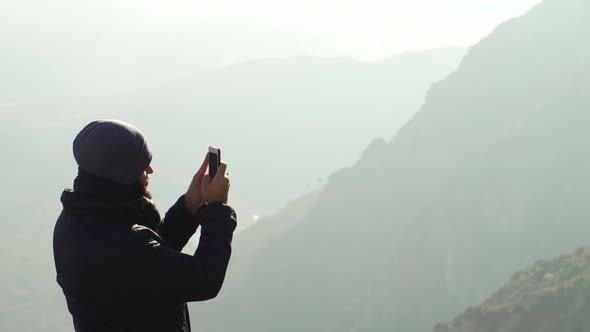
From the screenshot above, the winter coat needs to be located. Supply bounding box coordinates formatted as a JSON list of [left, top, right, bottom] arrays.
[[53, 171, 237, 332]]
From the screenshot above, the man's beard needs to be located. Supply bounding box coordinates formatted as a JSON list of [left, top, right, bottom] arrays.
[[134, 181, 153, 200], [143, 187, 153, 200]]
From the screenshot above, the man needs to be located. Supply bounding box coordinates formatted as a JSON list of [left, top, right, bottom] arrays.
[[53, 120, 237, 332]]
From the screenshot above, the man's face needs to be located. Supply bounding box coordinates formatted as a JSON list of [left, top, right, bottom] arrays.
[[137, 165, 154, 199]]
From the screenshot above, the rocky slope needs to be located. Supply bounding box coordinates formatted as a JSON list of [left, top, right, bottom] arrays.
[[192, 0, 590, 331], [437, 246, 590, 332]]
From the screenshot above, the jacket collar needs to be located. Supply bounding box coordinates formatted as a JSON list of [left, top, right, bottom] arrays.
[[60, 169, 161, 229], [73, 168, 144, 201]]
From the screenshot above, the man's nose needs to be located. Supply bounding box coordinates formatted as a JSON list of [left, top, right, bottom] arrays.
[[147, 165, 154, 174]]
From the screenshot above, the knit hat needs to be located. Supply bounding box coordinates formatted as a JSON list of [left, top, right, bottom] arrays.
[[73, 120, 153, 185]]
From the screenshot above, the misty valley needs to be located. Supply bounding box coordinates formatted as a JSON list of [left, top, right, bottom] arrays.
[[2, 0, 590, 331]]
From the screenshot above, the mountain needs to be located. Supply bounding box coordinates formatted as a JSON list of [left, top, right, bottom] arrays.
[[190, 0, 590, 331], [2, 48, 465, 221], [209, 190, 321, 294], [0, 50, 464, 332], [0, 4, 318, 105], [1, 19, 183, 104], [436, 246, 590, 332]]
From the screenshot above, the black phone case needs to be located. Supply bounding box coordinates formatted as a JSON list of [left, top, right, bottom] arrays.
[[209, 150, 221, 178]]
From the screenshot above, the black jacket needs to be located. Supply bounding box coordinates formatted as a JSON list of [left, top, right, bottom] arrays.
[[53, 171, 237, 332]]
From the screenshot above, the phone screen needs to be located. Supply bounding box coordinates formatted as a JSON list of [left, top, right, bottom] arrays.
[[208, 146, 221, 179]]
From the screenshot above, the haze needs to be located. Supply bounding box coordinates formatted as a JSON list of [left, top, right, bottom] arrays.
[[2, 0, 540, 64], [8, 1, 589, 332]]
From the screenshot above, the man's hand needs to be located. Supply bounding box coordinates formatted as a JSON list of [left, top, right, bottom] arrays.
[[184, 153, 210, 216], [202, 161, 231, 204]]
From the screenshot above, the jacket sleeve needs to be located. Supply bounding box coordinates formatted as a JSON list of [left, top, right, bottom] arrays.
[[156, 195, 204, 251], [121, 203, 237, 302]]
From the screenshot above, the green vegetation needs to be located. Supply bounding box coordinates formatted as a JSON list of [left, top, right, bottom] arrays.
[[441, 246, 590, 332]]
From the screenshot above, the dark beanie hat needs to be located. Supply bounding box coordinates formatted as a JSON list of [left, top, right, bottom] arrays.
[[73, 120, 153, 185]]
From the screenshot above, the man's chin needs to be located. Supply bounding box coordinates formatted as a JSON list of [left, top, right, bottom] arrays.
[[143, 188, 153, 200]]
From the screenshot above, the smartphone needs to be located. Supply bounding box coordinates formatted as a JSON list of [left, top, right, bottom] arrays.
[[208, 146, 221, 179]]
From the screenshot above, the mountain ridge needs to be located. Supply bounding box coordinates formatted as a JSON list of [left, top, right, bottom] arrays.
[[436, 245, 590, 332], [191, 1, 590, 330]]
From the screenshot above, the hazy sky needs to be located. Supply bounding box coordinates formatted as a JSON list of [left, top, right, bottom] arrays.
[[148, 0, 543, 59], [2, 0, 541, 64]]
